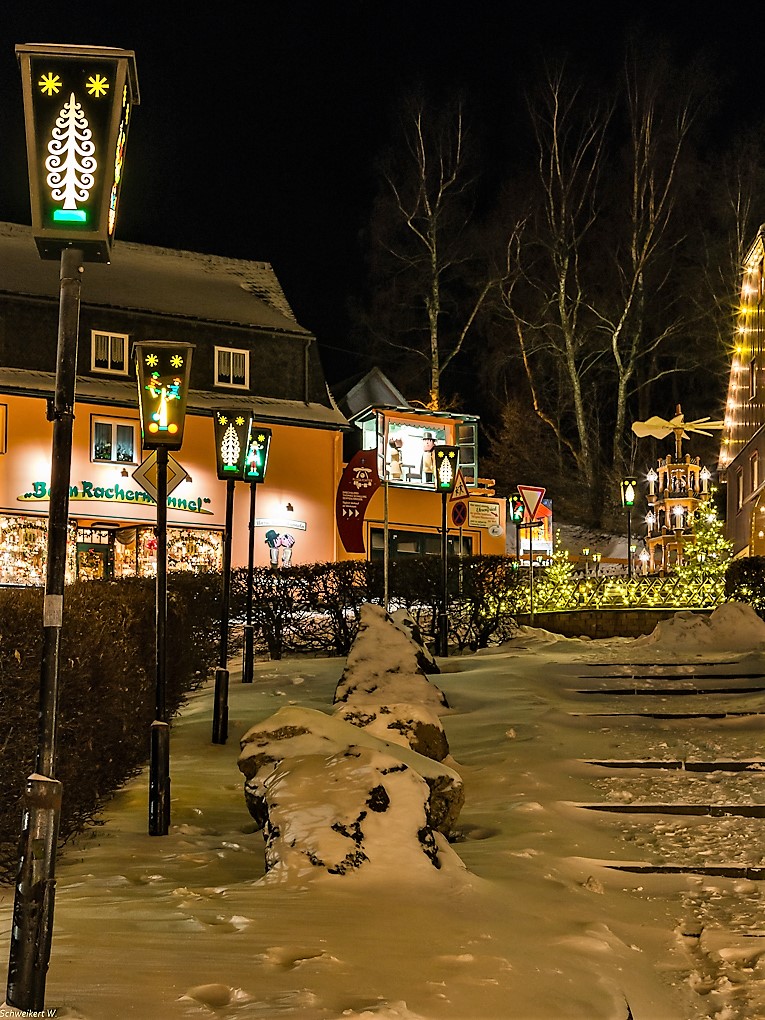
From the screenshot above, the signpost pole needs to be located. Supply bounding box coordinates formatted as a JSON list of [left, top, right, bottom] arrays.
[[438, 489, 449, 657], [212, 478, 235, 743]]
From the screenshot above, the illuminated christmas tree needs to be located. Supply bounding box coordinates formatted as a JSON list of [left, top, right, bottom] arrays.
[[674, 490, 732, 597]]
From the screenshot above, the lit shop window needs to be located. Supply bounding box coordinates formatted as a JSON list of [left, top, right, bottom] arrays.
[[0, 404, 6, 454], [752, 450, 760, 493], [91, 331, 129, 375], [214, 346, 249, 389], [91, 416, 138, 464]]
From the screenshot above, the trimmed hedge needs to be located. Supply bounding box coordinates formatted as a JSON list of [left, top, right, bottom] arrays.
[[0, 574, 221, 883]]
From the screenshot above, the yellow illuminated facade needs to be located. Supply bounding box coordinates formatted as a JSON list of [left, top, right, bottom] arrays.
[[721, 227, 765, 555]]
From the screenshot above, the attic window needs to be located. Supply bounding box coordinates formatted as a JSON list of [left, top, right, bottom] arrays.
[[91, 331, 128, 375], [214, 346, 249, 389]]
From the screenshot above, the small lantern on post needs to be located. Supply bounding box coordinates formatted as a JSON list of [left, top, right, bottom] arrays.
[[509, 493, 525, 563], [242, 426, 272, 684], [8, 43, 139, 1014], [646, 468, 658, 497], [621, 478, 637, 579], [434, 446, 459, 657], [134, 341, 194, 838]]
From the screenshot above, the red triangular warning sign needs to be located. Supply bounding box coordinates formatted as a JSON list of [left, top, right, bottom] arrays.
[[518, 484, 546, 520]]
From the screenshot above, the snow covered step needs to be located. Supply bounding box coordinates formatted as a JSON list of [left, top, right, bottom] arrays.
[[585, 759, 765, 772], [575, 802, 765, 817], [573, 685, 765, 695], [567, 714, 762, 722]]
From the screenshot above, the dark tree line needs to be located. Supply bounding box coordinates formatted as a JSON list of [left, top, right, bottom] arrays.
[[350, 41, 765, 525]]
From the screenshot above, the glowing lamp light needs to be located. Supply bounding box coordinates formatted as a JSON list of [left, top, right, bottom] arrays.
[[434, 446, 459, 493], [16, 43, 139, 263], [700, 466, 711, 493], [134, 341, 194, 451], [646, 467, 658, 495], [620, 478, 637, 508], [509, 494, 525, 524], [244, 426, 272, 483], [213, 409, 253, 481]]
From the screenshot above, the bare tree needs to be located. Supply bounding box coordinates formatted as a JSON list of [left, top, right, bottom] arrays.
[[364, 96, 497, 409], [502, 67, 612, 496]]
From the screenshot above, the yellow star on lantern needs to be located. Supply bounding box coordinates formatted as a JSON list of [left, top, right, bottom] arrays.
[[38, 73, 62, 95], [145, 354, 158, 367], [235, 416, 245, 425], [86, 74, 110, 97], [170, 355, 184, 368], [218, 415, 228, 425]]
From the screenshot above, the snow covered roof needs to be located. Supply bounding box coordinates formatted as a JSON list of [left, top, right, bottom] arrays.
[[0, 221, 306, 336], [0, 366, 349, 430]]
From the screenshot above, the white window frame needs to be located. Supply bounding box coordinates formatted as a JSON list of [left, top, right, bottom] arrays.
[[214, 345, 249, 389], [91, 330, 129, 375], [91, 415, 139, 465]]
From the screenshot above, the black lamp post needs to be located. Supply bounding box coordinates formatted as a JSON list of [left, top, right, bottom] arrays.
[[242, 426, 272, 684], [621, 477, 637, 579], [135, 341, 194, 834], [212, 410, 251, 741], [434, 446, 459, 656], [7, 44, 139, 1012], [509, 493, 524, 563]]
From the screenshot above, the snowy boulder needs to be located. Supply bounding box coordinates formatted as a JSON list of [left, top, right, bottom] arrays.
[[254, 744, 465, 879], [334, 604, 449, 713], [389, 606, 440, 674], [237, 705, 464, 840], [637, 601, 765, 651], [333, 701, 449, 761]]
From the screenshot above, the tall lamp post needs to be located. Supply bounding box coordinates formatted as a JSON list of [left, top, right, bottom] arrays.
[[7, 44, 139, 1011], [621, 477, 637, 579], [242, 425, 272, 684], [434, 446, 459, 657], [135, 341, 194, 833], [509, 493, 524, 562]]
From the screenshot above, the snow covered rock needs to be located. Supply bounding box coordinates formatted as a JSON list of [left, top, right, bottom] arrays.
[[333, 701, 449, 761], [237, 706, 465, 878], [334, 603, 449, 713], [389, 606, 440, 674]]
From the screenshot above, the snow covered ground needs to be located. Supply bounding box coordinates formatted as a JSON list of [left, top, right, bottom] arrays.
[[4, 604, 765, 1019]]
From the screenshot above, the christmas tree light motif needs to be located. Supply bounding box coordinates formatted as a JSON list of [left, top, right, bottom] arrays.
[[438, 451, 456, 489], [45, 91, 98, 223], [220, 422, 241, 471]]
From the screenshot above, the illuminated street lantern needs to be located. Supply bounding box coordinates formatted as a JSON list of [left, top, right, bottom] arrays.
[[621, 478, 637, 508], [620, 477, 638, 579], [509, 494, 525, 525], [134, 341, 194, 451], [213, 409, 253, 480], [16, 43, 139, 263], [244, 426, 272, 483], [434, 446, 459, 492]]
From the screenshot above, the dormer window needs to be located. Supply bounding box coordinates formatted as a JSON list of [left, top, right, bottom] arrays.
[[215, 345, 249, 389], [91, 330, 129, 375]]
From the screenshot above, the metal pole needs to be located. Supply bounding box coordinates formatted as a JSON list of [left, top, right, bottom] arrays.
[[149, 446, 170, 836], [627, 507, 632, 579], [529, 523, 535, 625], [242, 481, 256, 683], [7, 246, 83, 1010], [437, 490, 449, 656], [213, 478, 235, 743], [383, 477, 389, 612]]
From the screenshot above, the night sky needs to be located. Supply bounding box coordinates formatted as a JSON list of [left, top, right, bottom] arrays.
[[0, 5, 758, 385]]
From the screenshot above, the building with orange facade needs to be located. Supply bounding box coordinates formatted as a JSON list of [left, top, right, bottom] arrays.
[[0, 223, 506, 583]]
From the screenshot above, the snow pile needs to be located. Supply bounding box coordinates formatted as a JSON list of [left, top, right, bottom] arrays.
[[638, 601, 765, 651], [237, 606, 465, 881]]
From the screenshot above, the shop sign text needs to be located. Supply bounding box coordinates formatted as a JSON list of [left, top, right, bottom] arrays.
[[19, 480, 213, 515]]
